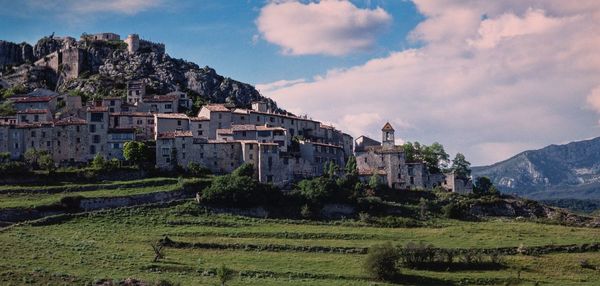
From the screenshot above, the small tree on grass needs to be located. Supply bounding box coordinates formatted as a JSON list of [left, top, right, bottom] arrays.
[[91, 153, 106, 169], [364, 243, 400, 281], [150, 241, 165, 262], [216, 264, 235, 286]]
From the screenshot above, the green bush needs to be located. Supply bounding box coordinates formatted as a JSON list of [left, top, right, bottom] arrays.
[[297, 177, 335, 203], [187, 162, 211, 177], [363, 243, 400, 281], [442, 202, 463, 219]]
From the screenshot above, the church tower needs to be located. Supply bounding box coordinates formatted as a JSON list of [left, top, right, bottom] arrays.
[[382, 122, 395, 147]]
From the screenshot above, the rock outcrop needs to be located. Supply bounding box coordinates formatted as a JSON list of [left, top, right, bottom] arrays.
[[0, 34, 278, 110], [0, 40, 33, 69]]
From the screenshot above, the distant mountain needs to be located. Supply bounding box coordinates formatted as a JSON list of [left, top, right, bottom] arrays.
[[472, 137, 600, 200]]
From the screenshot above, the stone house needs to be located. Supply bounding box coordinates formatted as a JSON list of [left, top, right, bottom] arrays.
[[140, 95, 178, 113], [11, 95, 57, 112], [109, 112, 155, 140], [16, 109, 52, 124], [442, 172, 474, 194], [154, 113, 190, 139], [355, 122, 444, 190], [107, 128, 135, 160], [53, 117, 88, 164], [86, 106, 109, 159]]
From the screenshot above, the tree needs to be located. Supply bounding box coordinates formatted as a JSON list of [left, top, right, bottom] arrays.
[[150, 241, 165, 262], [363, 243, 400, 281], [91, 153, 106, 169], [216, 264, 235, 286], [24, 149, 39, 169], [345, 155, 357, 176], [474, 176, 494, 196], [368, 173, 380, 190], [422, 142, 449, 173], [123, 141, 148, 167], [451, 153, 471, 179], [0, 152, 10, 164], [298, 177, 334, 203], [38, 154, 55, 172], [232, 163, 254, 177]]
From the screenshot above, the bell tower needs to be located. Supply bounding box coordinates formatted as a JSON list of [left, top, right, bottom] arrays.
[[382, 122, 395, 147]]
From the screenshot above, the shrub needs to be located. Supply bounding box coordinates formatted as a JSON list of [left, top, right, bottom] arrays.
[[217, 264, 236, 286], [297, 177, 335, 203], [442, 202, 462, 219], [187, 162, 211, 177], [364, 243, 400, 281]]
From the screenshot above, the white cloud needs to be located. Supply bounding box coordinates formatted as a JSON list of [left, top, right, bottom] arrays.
[[586, 86, 600, 114], [256, 78, 306, 94], [256, 0, 392, 56], [261, 0, 600, 165]]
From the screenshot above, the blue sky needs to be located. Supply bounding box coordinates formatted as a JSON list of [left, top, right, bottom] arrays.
[[2, 0, 599, 165], [0, 0, 422, 85]]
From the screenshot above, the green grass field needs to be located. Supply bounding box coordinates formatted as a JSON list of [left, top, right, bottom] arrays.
[[0, 178, 192, 209], [0, 201, 599, 285]]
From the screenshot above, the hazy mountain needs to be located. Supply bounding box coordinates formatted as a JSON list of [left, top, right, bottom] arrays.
[[472, 137, 600, 200]]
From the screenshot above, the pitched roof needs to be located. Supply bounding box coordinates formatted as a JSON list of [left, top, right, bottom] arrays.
[[143, 95, 178, 103], [54, 116, 87, 126], [17, 109, 49, 114], [11, 96, 56, 103], [382, 122, 394, 131], [154, 113, 189, 119], [87, 106, 109, 112], [157, 130, 193, 139], [110, 112, 154, 117], [204, 104, 230, 112], [190, 116, 209, 121]]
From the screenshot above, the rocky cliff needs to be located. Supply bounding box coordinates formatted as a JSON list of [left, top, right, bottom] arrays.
[[472, 137, 600, 200], [0, 35, 277, 110], [0, 40, 33, 68]]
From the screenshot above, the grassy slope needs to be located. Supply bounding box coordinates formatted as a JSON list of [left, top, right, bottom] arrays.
[[0, 202, 599, 285], [0, 178, 199, 209]]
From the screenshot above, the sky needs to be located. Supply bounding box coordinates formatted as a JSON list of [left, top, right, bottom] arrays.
[[1, 0, 599, 165]]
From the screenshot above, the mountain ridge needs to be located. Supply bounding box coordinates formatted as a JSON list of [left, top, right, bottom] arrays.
[[472, 136, 600, 200]]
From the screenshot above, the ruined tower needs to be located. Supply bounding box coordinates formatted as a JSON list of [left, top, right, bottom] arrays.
[[382, 122, 395, 147]]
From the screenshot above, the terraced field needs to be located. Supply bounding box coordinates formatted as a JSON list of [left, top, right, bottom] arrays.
[[0, 201, 599, 285], [0, 178, 188, 209]]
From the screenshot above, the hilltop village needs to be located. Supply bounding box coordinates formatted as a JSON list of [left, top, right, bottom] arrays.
[[0, 32, 471, 193]]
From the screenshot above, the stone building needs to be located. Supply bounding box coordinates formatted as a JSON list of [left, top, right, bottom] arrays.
[[87, 106, 109, 159], [355, 122, 444, 190]]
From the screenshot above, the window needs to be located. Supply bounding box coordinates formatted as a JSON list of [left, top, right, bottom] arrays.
[[198, 123, 202, 128], [182, 143, 186, 149], [90, 113, 103, 122], [242, 131, 246, 137], [110, 100, 115, 106], [240, 116, 245, 121], [89, 124, 96, 133], [148, 119, 154, 124], [93, 135, 101, 143], [249, 144, 253, 150], [218, 114, 222, 119], [109, 108, 114, 113], [364, 157, 367, 163], [410, 177, 414, 185], [256, 116, 260, 122], [161, 147, 170, 157], [20, 115, 26, 122], [269, 117, 274, 122], [76, 126, 80, 132], [165, 104, 172, 109], [46, 141, 51, 147], [177, 120, 181, 126], [76, 138, 80, 143], [198, 130, 203, 136], [31, 131, 36, 137], [249, 154, 253, 160], [113, 143, 119, 148], [137, 120, 143, 124], [34, 115, 39, 122], [90, 145, 96, 154]]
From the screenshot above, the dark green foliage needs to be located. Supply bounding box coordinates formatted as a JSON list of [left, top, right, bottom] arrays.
[[1, 84, 26, 99], [123, 141, 149, 167], [442, 202, 463, 219], [217, 264, 236, 286], [187, 162, 212, 177], [363, 243, 400, 281], [399, 242, 505, 270], [0, 100, 16, 116], [232, 162, 254, 177], [403, 141, 450, 173], [201, 164, 279, 207], [451, 153, 471, 179], [345, 155, 357, 176], [297, 177, 335, 203], [474, 176, 499, 196]]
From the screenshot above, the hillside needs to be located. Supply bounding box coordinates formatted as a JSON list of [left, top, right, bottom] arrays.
[[472, 137, 600, 200], [0, 35, 278, 110]]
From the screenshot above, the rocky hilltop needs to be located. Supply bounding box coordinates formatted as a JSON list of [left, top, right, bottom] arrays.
[[0, 34, 277, 110], [472, 137, 600, 200]]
